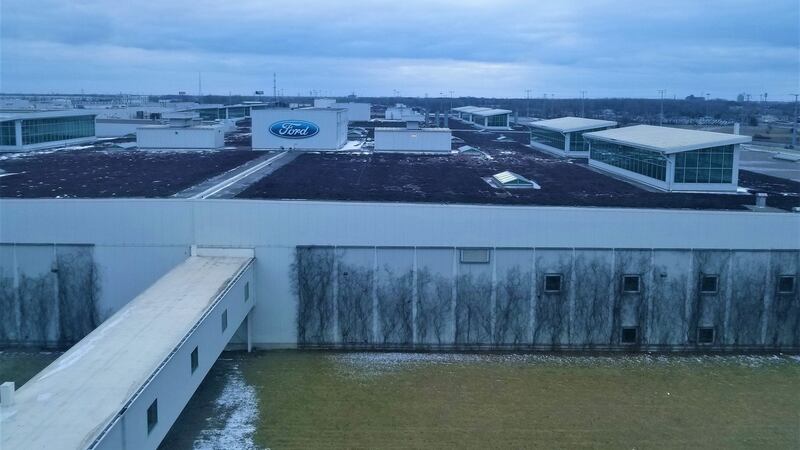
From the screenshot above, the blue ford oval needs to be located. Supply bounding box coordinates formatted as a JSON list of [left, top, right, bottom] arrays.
[[269, 120, 320, 139]]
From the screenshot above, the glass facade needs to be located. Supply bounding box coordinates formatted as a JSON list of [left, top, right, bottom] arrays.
[[0, 120, 15, 146], [590, 140, 667, 182], [531, 127, 566, 150], [20, 115, 95, 146], [486, 114, 507, 127], [473, 116, 486, 126], [673, 145, 734, 184]]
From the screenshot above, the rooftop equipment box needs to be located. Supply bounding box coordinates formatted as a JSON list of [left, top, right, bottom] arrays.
[[136, 125, 224, 149], [374, 127, 452, 153], [252, 108, 348, 150]]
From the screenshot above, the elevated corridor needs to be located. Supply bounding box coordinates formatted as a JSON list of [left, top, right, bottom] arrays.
[[0, 250, 255, 450]]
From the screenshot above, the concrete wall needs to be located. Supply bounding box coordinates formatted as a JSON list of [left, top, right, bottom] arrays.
[[252, 108, 347, 150], [337, 103, 371, 121], [1, 199, 798, 350], [136, 126, 224, 149]]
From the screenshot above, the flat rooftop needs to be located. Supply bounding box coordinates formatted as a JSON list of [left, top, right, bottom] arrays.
[[375, 127, 451, 132], [529, 117, 618, 133], [0, 110, 97, 121], [584, 125, 752, 153], [0, 255, 253, 450], [0, 145, 263, 198], [0, 127, 797, 211], [237, 129, 800, 211]]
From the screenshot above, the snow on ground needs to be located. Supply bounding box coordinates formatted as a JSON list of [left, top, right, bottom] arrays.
[[192, 363, 259, 450], [328, 352, 800, 379]]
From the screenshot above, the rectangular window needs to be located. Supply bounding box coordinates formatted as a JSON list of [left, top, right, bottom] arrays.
[[700, 275, 719, 294], [460, 248, 490, 264], [531, 127, 566, 150], [244, 282, 250, 301], [777, 275, 796, 294], [190, 347, 198, 373], [589, 140, 667, 182], [147, 399, 158, 434], [544, 274, 562, 292], [672, 145, 734, 185], [622, 275, 641, 293], [221, 310, 228, 333], [621, 327, 638, 344], [697, 327, 715, 344]]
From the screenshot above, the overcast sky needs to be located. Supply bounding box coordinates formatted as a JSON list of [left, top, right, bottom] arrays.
[[1, 0, 798, 99]]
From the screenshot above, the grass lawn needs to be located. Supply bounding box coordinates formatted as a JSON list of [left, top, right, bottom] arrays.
[[243, 352, 800, 449]]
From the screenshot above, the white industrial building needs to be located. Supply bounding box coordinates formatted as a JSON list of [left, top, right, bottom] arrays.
[[584, 125, 751, 192], [374, 122, 452, 153], [310, 99, 371, 121], [136, 113, 225, 150], [0, 111, 96, 152], [385, 104, 423, 121], [528, 117, 617, 157], [252, 107, 348, 150], [452, 106, 512, 130], [96, 118, 161, 138]]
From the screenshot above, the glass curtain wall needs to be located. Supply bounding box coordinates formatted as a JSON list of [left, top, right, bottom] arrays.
[[0, 121, 16, 146], [21, 116, 95, 145], [486, 114, 507, 127], [590, 140, 667, 181], [531, 127, 565, 150], [673, 145, 734, 184]]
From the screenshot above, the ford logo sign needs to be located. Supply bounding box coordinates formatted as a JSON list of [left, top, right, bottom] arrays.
[[269, 120, 320, 139]]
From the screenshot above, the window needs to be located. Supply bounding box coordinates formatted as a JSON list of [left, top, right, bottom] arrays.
[[531, 127, 566, 150], [0, 121, 16, 146], [460, 248, 490, 264], [486, 114, 507, 127], [147, 399, 158, 434], [673, 145, 734, 184], [191, 347, 198, 373], [622, 275, 641, 293], [544, 274, 562, 292], [589, 140, 667, 181], [621, 327, 638, 344], [221, 310, 228, 333], [20, 115, 95, 145], [777, 275, 796, 294], [697, 327, 715, 344], [700, 275, 719, 294], [244, 282, 250, 301]]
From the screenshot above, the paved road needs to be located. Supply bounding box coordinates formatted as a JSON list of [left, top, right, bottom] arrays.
[[739, 149, 800, 182]]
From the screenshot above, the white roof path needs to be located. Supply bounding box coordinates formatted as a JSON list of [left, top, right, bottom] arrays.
[[583, 124, 752, 154], [0, 255, 253, 450], [528, 117, 617, 133]]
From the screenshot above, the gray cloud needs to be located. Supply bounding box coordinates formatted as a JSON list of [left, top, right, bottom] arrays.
[[1, 0, 797, 98]]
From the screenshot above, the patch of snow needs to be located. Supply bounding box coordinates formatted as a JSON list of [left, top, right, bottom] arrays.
[[192, 364, 259, 450]]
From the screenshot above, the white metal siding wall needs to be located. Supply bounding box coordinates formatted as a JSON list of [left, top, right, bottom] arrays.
[[2, 199, 799, 346], [374, 129, 452, 152], [251, 109, 347, 150], [136, 127, 224, 149]]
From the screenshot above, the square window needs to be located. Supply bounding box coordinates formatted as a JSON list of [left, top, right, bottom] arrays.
[[622, 275, 640, 293], [697, 327, 715, 344], [244, 282, 250, 301], [700, 275, 719, 294], [460, 248, 490, 264], [147, 399, 158, 434], [621, 327, 638, 344], [191, 347, 198, 374], [544, 274, 562, 292], [221, 310, 228, 333], [777, 276, 795, 294]]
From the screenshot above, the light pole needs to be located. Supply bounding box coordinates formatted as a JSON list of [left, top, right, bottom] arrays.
[[580, 90, 587, 117], [791, 93, 799, 149], [658, 89, 666, 126], [525, 89, 531, 118]]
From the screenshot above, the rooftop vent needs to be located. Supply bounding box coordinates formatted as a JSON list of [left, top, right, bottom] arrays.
[[491, 171, 540, 189], [755, 192, 767, 208]]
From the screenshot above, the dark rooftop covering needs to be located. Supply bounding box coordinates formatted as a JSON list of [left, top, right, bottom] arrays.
[[0, 148, 262, 198], [237, 128, 800, 211]]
